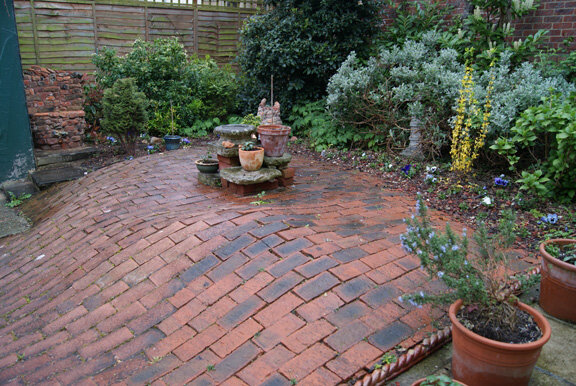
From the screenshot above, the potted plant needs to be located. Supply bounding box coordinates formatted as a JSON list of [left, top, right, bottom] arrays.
[[238, 141, 264, 171], [539, 238, 576, 322], [412, 374, 467, 386], [195, 153, 219, 174], [257, 124, 291, 157], [164, 101, 181, 151], [401, 196, 551, 386], [100, 78, 148, 156]]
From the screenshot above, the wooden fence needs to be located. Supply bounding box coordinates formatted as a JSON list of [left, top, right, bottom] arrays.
[[14, 0, 264, 72]]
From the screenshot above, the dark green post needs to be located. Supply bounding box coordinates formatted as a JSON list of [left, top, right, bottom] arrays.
[[0, 0, 36, 183]]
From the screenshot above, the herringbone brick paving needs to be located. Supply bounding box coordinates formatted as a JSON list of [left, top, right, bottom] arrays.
[[0, 147, 536, 385]]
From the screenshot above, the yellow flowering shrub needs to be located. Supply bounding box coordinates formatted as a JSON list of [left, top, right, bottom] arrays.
[[450, 51, 495, 173]]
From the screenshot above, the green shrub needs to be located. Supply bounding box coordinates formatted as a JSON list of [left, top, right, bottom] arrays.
[[491, 93, 576, 202], [91, 37, 238, 137], [287, 100, 343, 151], [326, 35, 463, 155], [101, 78, 148, 155], [237, 0, 383, 115]]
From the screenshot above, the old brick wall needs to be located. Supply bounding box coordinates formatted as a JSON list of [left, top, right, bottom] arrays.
[[513, 0, 576, 47], [382, 0, 575, 49], [23, 66, 87, 150]]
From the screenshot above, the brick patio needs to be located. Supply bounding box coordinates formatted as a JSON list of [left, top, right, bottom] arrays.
[[0, 147, 535, 385]]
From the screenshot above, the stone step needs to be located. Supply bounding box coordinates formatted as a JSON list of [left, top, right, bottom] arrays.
[[30, 166, 86, 189], [35, 146, 98, 167]]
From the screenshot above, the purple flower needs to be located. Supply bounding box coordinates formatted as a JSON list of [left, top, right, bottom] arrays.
[[147, 145, 154, 150], [494, 177, 509, 187], [401, 164, 412, 176], [182, 138, 191, 144]]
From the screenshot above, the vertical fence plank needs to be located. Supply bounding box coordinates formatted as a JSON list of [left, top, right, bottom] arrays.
[[28, 0, 40, 65], [92, 1, 98, 52]]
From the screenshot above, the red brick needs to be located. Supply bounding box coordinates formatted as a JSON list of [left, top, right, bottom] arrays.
[[160, 349, 219, 385], [57, 353, 117, 384], [254, 313, 305, 351], [238, 345, 295, 385], [126, 353, 182, 385], [79, 327, 134, 359], [220, 376, 249, 386], [212, 318, 263, 357], [327, 341, 382, 379], [149, 258, 192, 287], [300, 367, 342, 385], [219, 295, 265, 330], [282, 319, 336, 353], [296, 292, 344, 322], [95, 259, 139, 288], [146, 325, 195, 360], [110, 239, 151, 266], [254, 292, 304, 327], [186, 235, 227, 262], [135, 238, 176, 265], [279, 343, 336, 380], [111, 280, 156, 309], [277, 226, 315, 241], [147, 221, 186, 244], [140, 278, 186, 309], [229, 271, 275, 303], [43, 305, 88, 334], [49, 329, 100, 359], [197, 273, 243, 305], [329, 260, 371, 281], [123, 256, 165, 286], [22, 330, 69, 357], [113, 329, 165, 361], [160, 236, 202, 263], [173, 324, 227, 361], [127, 301, 176, 335], [91, 355, 149, 384], [301, 242, 342, 258], [190, 296, 237, 332], [97, 301, 147, 333], [67, 303, 116, 335], [361, 302, 407, 331], [209, 342, 261, 383], [360, 250, 398, 269], [257, 272, 303, 302], [365, 263, 406, 285]]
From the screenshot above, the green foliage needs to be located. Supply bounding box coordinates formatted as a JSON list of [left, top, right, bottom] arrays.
[[491, 93, 576, 202], [545, 243, 576, 266], [380, 0, 456, 50], [241, 114, 262, 127], [101, 78, 148, 155], [237, 0, 383, 114], [91, 37, 238, 137], [241, 141, 256, 151], [287, 100, 339, 150], [401, 195, 519, 310], [5, 192, 31, 208]]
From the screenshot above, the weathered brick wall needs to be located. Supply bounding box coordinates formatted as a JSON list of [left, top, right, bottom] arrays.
[[23, 66, 87, 150], [382, 0, 575, 49], [513, 0, 576, 48]]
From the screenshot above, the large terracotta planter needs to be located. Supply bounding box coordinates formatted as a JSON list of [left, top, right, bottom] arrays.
[[449, 299, 551, 386], [412, 377, 467, 385], [238, 147, 264, 171], [539, 238, 576, 322], [257, 125, 291, 157]]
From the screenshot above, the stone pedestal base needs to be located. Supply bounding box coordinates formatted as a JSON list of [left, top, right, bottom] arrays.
[[219, 167, 282, 196], [221, 179, 279, 195]]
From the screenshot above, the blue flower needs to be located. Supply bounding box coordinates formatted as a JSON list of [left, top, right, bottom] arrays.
[[106, 136, 116, 143], [541, 214, 558, 224], [401, 164, 412, 176], [494, 177, 509, 187], [452, 245, 459, 251], [182, 138, 191, 144], [147, 145, 154, 150], [437, 271, 444, 278]]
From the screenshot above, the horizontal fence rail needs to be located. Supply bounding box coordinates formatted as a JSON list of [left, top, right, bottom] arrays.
[[14, 0, 264, 72]]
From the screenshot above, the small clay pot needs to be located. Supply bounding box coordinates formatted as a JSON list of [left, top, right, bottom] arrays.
[[195, 159, 219, 174], [449, 299, 551, 386], [238, 146, 264, 171], [539, 238, 576, 322]]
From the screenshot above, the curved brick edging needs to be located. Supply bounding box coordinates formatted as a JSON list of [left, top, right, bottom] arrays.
[[354, 266, 543, 386]]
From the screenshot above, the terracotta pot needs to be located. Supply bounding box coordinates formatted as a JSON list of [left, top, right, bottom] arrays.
[[195, 159, 219, 174], [412, 377, 467, 386], [449, 299, 551, 386], [539, 238, 576, 322], [238, 147, 264, 171], [257, 125, 291, 157]]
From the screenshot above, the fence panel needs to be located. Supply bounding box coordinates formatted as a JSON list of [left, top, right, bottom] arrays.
[[14, 0, 263, 72]]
